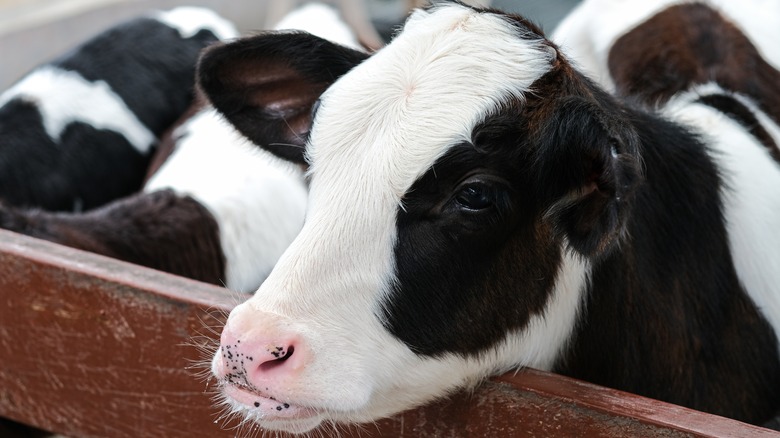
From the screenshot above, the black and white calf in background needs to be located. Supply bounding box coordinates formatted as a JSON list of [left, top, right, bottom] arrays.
[[0, 3, 363, 291], [198, 0, 780, 433], [139, 4, 361, 289], [0, 108, 308, 290], [0, 7, 236, 212]]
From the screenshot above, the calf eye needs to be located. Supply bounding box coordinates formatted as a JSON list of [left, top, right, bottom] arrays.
[[454, 182, 495, 211]]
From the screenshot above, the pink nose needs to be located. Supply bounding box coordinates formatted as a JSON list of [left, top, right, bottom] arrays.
[[216, 309, 307, 390]]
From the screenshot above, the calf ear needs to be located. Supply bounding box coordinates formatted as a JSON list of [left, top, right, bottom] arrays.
[[535, 96, 642, 257], [197, 31, 369, 165]]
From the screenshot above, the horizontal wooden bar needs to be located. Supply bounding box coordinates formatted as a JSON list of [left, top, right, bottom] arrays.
[[0, 229, 776, 437]]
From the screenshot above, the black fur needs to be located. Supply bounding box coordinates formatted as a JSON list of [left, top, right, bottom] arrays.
[[386, 133, 559, 356], [383, 71, 642, 356], [556, 107, 780, 424], [697, 94, 780, 163], [54, 17, 222, 136], [0, 189, 226, 285], [385, 76, 780, 423], [0, 100, 147, 211], [0, 13, 223, 211]]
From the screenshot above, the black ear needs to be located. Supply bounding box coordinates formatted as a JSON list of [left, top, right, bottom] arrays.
[[535, 96, 642, 257], [197, 31, 369, 165]]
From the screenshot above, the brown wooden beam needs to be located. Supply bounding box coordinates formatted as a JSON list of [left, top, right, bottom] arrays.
[[0, 230, 776, 437]]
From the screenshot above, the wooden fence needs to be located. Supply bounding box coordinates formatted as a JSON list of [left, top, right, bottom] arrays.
[[1, 229, 777, 437]]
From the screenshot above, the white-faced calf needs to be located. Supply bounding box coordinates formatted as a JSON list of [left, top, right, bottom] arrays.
[[199, 1, 780, 433], [0, 7, 236, 212]]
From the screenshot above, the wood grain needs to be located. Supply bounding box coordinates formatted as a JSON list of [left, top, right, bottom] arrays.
[[0, 229, 776, 437]]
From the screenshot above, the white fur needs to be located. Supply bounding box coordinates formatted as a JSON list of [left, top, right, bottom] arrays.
[[152, 6, 238, 41], [144, 109, 307, 292], [264, 0, 384, 50], [663, 84, 780, 344], [552, 0, 780, 90], [0, 66, 154, 153], [221, 3, 565, 431], [272, 3, 362, 50]]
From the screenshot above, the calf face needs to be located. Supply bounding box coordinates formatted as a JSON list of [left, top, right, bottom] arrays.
[[199, 3, 640, 433]]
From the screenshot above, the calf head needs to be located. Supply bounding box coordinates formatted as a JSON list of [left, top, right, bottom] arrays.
[[198, 3, 641, 433]]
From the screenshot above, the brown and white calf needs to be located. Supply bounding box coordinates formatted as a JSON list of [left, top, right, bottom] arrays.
[[552, 0, 780, 98], [199, 1, 780, 433]]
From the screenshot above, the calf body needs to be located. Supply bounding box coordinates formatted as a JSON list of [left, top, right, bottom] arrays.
[[0, 4, 364, 291], [0, 7, 235, 211], [200, 1, 780, 433], [0, 108, 308, 291], [143, 108, 308, 291], [552, 0, 780, 93], [0, 189, 225, 285]]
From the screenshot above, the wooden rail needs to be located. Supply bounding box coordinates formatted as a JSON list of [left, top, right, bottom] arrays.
[[1, 229, 777, 437]]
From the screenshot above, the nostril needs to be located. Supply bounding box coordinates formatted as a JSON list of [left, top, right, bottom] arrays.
[[258, 345, 295, 373]]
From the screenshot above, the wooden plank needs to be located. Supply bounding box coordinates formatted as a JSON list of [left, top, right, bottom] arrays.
[[0, 230, 234, 438], [0, 229, 777, 437], [493, 371, 779, 438]]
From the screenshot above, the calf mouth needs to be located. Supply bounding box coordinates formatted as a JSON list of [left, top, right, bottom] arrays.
[[219, 381, 324, 433]]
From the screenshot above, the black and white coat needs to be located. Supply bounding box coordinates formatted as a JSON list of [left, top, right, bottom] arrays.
[[0, 7, 236, 211], [199, 1, 780, 434], [0, 4, 360, 292]]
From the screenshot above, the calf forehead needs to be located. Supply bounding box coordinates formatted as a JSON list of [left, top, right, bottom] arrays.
[[307, 5, 554, 200]]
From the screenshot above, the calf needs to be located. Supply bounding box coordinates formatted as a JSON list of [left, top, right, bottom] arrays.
[[265, 0, 381, 50], [552, 0, 780, 95], [0, 108, 308, 290], [0, 3, 362, 292], [553, 0, 780, 373], [143, 108, 308, 291], [198, 1, 780, 433], [0, 7, 236, 212]]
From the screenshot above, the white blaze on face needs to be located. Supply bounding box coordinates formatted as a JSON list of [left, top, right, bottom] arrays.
[[230, 4, 557, 421]]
